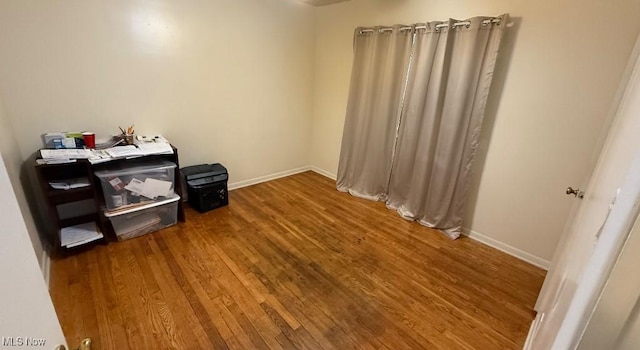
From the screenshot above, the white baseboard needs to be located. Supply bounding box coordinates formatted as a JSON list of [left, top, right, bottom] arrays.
[[307, 166, 549, 270], [228, 166, 312, 191], [211, 165, 551, 271], [310, 166, 337, 180], [523, 313, 542, 350], [462, 227, 550, 270], [41, 250, 51, 288]]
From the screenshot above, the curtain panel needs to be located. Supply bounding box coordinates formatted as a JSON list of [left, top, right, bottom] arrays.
[[336, 25, 413, 201], [337, 14, 508, 238]]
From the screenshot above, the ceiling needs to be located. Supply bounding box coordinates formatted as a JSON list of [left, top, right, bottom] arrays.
[[297, 0, 351, 7]]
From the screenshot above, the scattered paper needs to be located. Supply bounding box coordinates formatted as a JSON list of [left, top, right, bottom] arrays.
[[105, 145, 144, 158], [60, 222, 103, 248], [124, 177, 172, 199], [137, 142, 173, 156], [40, 136, 174, 166], [141, 178, 173, 199], [37, 159, 77, 165], [40, 136, 174, 165], [41, 149, 92, 159], [136, 135, 169, 144], [124, 178, 145, 194], [87, 149, 113, 164], [49, 177, 91, 190]]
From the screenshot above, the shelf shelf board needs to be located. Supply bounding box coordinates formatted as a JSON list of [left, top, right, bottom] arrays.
[[48, 186, 94, 205], [61, 236, 106, 253], [59, 214, 98, 228]]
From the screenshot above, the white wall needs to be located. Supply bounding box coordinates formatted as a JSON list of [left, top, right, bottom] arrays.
[[0, 0, 315, 183], [0, 155, 66, 349], [577, 211, 640, 349], [2, 0, 640, 267], [617, 306, 640, 350], [310, 0, 640, 263], [0, 97, 45, 267]]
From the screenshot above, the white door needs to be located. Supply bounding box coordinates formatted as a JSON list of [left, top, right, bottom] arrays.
[[0, 156, 67, 349], [577, 210, 640, 349], [525, 36, 640, 349]]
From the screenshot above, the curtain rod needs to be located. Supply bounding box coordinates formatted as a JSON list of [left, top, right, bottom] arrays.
[[358, 18, 501, 34]]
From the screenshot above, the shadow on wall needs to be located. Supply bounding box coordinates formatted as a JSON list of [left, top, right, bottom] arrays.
[[463, 16, 523, 227], [369, 0, 411, 11], [20, 156, 52, 256]]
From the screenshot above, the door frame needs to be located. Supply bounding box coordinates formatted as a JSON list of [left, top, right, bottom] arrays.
[[525, 33, 640, 349], [0, 155, 67, 348], [552, 150, 640, 348]]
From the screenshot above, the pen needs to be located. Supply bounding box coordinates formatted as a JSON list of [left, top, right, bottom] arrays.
[[119, 126, 126, 135]]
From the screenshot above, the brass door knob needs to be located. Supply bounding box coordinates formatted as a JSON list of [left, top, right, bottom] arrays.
[[55, 338, 91, 350], [566, 186, 584, 198], [566, 186, 579, 196], [77, 338, 92, 350]]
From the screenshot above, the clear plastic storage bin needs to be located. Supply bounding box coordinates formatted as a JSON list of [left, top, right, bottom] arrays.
[[94, 160, 176, 210], [104, 195, 179, 241]]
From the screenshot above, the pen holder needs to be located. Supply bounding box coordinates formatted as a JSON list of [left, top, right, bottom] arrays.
[[123, 134, 135, 145]]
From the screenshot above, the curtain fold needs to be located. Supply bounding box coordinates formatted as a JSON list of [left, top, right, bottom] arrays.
[[387, 15, 507, 238], [336, 25, 413, 201], [337, 14, 508, 238]]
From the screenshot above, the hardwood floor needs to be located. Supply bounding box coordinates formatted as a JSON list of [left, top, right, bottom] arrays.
[[50, 171, 546, 349]]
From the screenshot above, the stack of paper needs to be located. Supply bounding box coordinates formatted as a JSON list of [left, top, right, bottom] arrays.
[[115, 213, 162, 240], [105, 145, 144, 158], [124, 177, 173, 199], [137, 142, 173, 156], [60, 222, 103, 248], [39, 135, 174, 165], [38, 149, 93, 164], [48, 177, 91, 190], [36, 158, 77, 165], [87, 150, 113, 164]]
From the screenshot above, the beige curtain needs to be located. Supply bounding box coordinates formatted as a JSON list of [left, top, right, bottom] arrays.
[[336, 25, 413, 200], [337, 14, 508, 238], [387, 15, 508, 238]]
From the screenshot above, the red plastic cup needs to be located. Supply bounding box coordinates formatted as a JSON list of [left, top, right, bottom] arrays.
[[83, 132, 96, 148]]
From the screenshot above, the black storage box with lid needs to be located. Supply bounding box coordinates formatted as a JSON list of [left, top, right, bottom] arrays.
[[181, 163, 228, 213]]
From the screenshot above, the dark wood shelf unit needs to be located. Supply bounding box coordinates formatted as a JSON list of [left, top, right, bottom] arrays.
[[34, 158, 99, 257], [47, 186, 95, 205], [33, 145, 185, 258], [59, 213, 100, 229]]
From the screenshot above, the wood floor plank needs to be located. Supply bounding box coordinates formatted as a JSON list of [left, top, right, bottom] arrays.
[[50, 171, 545, 349], [142, 237, 214, 349], [129, 239, 185, 345], [92, 246, 131, 349], [112, 243, 172, 349], [216, 212, 382, 348], [153, 234, 230, 349], [66, 263, 87, 347], [211, 296, 260, 350], [261, 302, 321, 350], [106, 244, 149, 349], [84, 251, 115, 349], [50, 257, 74, 344]]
